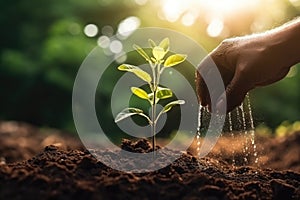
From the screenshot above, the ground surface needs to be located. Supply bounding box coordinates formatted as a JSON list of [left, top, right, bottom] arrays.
[[0, 121, 299, 199]]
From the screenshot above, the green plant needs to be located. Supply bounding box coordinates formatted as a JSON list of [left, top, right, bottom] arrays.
[[114, 38, 187, 153]]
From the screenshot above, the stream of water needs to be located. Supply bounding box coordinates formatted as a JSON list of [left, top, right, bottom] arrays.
[[197, 93, 258, 166]]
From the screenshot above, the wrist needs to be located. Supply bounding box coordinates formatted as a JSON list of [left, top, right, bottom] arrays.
[[269, 20, 300, 67]]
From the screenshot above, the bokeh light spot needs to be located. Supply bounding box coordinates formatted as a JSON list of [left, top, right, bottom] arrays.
[[68, 23, 81, 35], [117, 16, 141, 38], [181, 13, 196, 26], [101, 25, 114, 37], [97, 36, 110, 48], [109, 40, 123, 54], [162, 0, 187, 22], [207, 19, 224, 37], [84, 24, 98, 37], [114, 52, 127, 64]]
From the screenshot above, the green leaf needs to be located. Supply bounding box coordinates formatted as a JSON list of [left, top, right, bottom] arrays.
[[118, 64, 152, 83], [159, 38, 169, 52], [133, 44, 150, 61], [164, 54, 187, 67], [153, 47, 166, 61], [156, 87, 172, 99], [114, 108, 144, 123], [131, 87, 149, 100], [163, 100, 185, 113], [147, 87, 172, 104], [115, 108, 152, 124], [148, 39, 157, 48]]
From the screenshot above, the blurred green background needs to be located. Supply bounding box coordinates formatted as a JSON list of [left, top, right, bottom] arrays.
[[1, 0, 299, 134]]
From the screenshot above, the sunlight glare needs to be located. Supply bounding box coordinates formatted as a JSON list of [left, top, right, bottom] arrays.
[[160, 0, 260, 25], [162, 0, 190, 22], [199, 0, 259, 14], [135, 0, 148, 6], [289, 0, 300, 7]]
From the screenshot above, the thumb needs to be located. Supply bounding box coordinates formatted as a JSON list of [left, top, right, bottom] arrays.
[[216, 70, 253, 112]]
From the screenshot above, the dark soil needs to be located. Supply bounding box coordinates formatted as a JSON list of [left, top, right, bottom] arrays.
[[0, 121, 299, 199]]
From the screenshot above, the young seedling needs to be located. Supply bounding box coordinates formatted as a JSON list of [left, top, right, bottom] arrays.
[[115, 38, 186, 154]]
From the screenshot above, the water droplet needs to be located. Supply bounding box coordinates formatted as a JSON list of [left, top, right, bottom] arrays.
[[228, 112, 236, 166]]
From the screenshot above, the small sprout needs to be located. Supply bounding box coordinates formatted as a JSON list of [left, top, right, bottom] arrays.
[[115, 38, 187, 154]]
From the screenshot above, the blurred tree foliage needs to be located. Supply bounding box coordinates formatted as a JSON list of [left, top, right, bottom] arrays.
[[0, 0, 138, 132], [252, 66, 300, 128], [0, 0, 299, 133]]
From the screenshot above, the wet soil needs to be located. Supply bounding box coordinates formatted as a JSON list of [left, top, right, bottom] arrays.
[[0, 121, 299, 199]]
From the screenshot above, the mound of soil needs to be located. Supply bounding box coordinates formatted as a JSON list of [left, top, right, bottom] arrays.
[[0, 139, 300, 199], [0, 121, 300, 199]]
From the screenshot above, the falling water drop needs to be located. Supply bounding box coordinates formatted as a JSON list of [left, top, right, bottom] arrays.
[[196, 93, 257, 168], [228, 112, 235, 166], [246, 93, 259, 165], [239, 104, 247, 130], [239, 103, 249, 164], [196, 104, 203, 156]]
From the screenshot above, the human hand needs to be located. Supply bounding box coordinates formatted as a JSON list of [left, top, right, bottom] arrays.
[[196, 32, 295, 112]]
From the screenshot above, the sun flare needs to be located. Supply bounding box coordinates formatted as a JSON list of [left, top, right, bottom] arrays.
[[199, 0, 260, 15], [160, 0, 260, 22], [159, 0, 261, 37]]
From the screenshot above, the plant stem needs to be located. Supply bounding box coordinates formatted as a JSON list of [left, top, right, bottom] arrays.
[[151, 90, 156, 155], [149, 60, 162, 157], [157, 62, 161, 86], [152, 62, 157, 156]]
